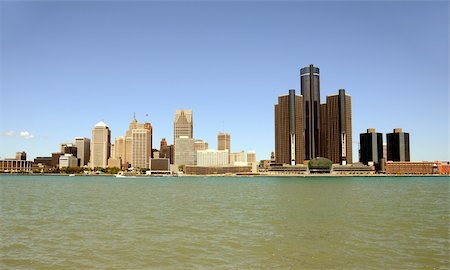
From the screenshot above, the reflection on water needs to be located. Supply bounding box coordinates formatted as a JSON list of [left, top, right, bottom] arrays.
[[1, 175, 449, 269]]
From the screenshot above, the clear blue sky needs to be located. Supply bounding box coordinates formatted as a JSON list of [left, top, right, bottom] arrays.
[[0, 1, 448, 162]]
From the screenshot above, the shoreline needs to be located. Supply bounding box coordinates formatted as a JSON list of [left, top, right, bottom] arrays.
[[1, 172, 448, 178]]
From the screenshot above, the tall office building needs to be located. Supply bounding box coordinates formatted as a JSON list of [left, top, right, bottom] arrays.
[[387, 128, 410, 161], [15, 151, 26, 161], [114, 136, 126, 161], [300, 64, 321, 160], [324, 89, 352, 164], [143, 122, 153, 158], [160, 144, 174, 164], [217, 132, 230, 151], [274, 89, 304, 165], [174, 136, 195, 166], [247, 150, 256, 163], [122, 115, 153, 167], [132, 128, 151, 169], [217, 132, 230, 163], [90, 121, 111, 169], [360, 128, 383, 166], [75, 137, 90, 167], [160, 138, 167, 152], [174, 109, 193, 142]]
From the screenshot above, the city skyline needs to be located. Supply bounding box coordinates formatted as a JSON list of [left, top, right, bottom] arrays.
[[1, 1, 448, 161]]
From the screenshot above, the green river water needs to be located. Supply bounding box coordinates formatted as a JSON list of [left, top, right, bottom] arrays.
[[1, 175, 449, 269]]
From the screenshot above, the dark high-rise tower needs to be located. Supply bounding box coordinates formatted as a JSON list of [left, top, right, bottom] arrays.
[[300, 64, 321, 160], [387, 128, 410, 161], [360, 128, 383, 168], [275, 89, 304, 165]]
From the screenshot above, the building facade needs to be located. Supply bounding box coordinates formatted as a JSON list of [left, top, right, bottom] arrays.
[[75, 137, 90, 167], [275, 89, 304, 165], [247, 150, 256, 163], [131, 128, 151, 169], [59, 154, 78, 168], [90, 121, 111, 169], [230, 151, 246, 165], [387, 128, 410, 162], [360, 128, 383, 167], [174, 136, 195, 166]]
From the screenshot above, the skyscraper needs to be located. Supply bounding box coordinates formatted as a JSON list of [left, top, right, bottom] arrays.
[[217, 132, 230, 151], [247, 150, 256, 163], [74, 137, 90, 167], [360, 128, 383, 167], [160, 138, 167, 152], [324, 89, 352, 164], [275, 89, 304, 165], [132, 128, 151, 169], [174, 109, 193, 142], [113, 136, 126, 161], [90, 121, 111, 169], [174, 136, 195, 166], [387, 128, 410, 161], [300, 64, 321, 160]]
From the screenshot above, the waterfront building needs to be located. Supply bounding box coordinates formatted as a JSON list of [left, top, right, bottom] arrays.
[[90, 121, 111, 169], [33, 157, 52, 168], [197, 149, 229, 166], [387, 128, 410, 161], [132, 128, 151, 169], [113, 136, 126, 161], [194, 139, 208, 165], [275, 89, 304, 165], [107, 157, 122, 169], [300, 64, 321, 160], [51, 152, 62, 168], [1, 159, 32, 172], [149, 158, 170, 172], [59, 154, 78, 168], [319, 103, 328, 159], [217, 132, 230, 163], [174, 109, 193, 142], [360, 128, 383, 168], [15, 151, 26, 161], [185, 165, 252, 175], [247, 150, 256, 163], [230, 151, 246, 165], [385, 161, 438, 175], [75, 137, 90, 167], [174, 136, 195, 166], [323, 89, 352, 164]]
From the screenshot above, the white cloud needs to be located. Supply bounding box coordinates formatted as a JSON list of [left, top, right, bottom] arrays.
[[1, 131, 16, 137], [19, 131, 34, 140]]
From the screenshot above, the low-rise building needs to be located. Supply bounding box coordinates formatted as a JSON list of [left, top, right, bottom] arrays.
[[59, 154, 78, 168], [197, 149, 229, 166], [185, 165, 252, 175], [385, 161, 438, 175], [1, 159, 33, 172]]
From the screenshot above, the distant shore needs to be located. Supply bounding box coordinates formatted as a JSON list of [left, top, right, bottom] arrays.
[[1, 172, 448, 177]]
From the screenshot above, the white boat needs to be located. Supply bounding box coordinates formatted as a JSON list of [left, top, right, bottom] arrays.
[[69, 174, 75, 177]]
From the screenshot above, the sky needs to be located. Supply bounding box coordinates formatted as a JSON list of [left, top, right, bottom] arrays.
[[0, 1, 449, 162]]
